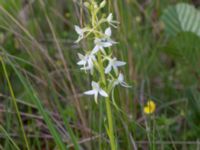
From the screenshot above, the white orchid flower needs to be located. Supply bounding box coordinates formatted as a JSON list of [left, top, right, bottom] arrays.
[[105, 57, 126, 74], [113, 73, 131, 88], [74, 25, 86, 43], [77, 53, 96, 74], [92, 27, 116, 54], [84, 81, 108, 102], [106, 13, 119, 28]]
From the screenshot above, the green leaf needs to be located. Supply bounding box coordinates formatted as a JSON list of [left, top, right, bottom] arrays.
[[163, 32, 200, 66], [161, 3, 200, 37]]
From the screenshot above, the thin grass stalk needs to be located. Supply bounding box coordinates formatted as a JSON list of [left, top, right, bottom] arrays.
[[4, 55, 66, 150], [0, 125, 20, 150], [0, 57, 30, 150]]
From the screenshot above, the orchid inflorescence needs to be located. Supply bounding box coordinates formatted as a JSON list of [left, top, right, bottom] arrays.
[[75, 0, 130, 103]]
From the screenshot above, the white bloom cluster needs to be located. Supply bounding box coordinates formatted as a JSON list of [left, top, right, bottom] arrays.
[[74, 1, 130, 102]]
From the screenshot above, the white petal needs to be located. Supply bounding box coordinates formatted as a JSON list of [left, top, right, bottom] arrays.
[[88, 59, 94, 66], [92, 45, 100, 54], [109, 39, 117, 44], [77, 53, 84, 59], [91, 55, 96, 61], [102, 41, 113, 47], [91, 81, 99, 89], [113, 66, 118, 74], [77, 60, 86, 65], [121, 82, 132, 88], [105, 64, 112, 74], [99, 89, 108, 97], [118, 73, 124, 82], [94, 38, 101, 44], [107, 13, 113, 22], [115, 61, 126, 67], [94, 92, 98, 103], [80, 66, 90, 70], [74, 25, 82, 35], [105, 27, 112, 37], [100, 48, 106, 55], [84, 90, 96, 95]]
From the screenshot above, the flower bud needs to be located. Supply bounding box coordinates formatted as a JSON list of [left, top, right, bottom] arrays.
[[84, 2, 90, 8], [100, 0, 106, 8]]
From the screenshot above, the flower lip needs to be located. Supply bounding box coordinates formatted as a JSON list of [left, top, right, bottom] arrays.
[[84, 81, 108, 103]]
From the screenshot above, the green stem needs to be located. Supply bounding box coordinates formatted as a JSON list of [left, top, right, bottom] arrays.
[[97, 53, 106, 84], [97, 53, 116, 150], [1, 58, 30, 150], [105, 97, 116, 150]]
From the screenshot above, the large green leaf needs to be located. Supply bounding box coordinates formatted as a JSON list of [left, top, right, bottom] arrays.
[[161, 3, 200, 37], [163, 32, 200, 67]]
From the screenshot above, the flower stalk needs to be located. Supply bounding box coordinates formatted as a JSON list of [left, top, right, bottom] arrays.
[[74, 1, 130, 149]]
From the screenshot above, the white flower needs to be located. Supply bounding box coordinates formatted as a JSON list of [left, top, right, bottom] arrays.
[[84, 81, 108, 102], [77, 53, 96, 74], [74, 25, 86, 43], [106, 13, 119, 28], [105, 57, 126, 74], [113, 73, 131, 88], [92, 27, 116, 54]]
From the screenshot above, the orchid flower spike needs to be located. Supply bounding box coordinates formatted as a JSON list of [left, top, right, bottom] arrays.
[[105, 57, 126, 74], [113, 73, 131, 88], [77, 53, 96, 74], [84, 81, 108, 103], [92, 27, 116, 54]]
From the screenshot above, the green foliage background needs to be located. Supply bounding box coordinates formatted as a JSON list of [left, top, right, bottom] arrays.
[[0, 0, 199, 149]]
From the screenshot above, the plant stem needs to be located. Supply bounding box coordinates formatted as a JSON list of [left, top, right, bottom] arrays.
[[105, 97, 116, 150], [97, 53, 116, 150], [1, 58, 30, 150]]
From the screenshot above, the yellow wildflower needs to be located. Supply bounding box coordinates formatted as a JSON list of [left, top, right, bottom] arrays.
[[144, 100, 156, 115]]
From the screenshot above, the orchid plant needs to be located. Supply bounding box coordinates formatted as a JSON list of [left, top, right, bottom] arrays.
[[75, 1, 129, 101], [74, 1, 130, 149]]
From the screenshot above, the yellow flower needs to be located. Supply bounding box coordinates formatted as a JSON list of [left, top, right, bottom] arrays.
[[144, 100, 156, 115]]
